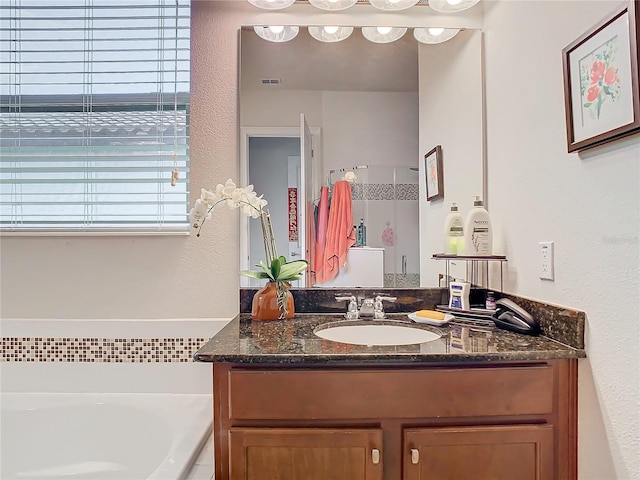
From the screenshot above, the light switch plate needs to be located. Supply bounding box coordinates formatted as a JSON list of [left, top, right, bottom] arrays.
[[539, 241, 554, 280]]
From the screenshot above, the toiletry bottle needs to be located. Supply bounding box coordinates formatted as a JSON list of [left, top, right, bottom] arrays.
[[443, 202, 464, 255], [357, 218, 367, 247], [464, 196, 492, 256], [485, 291, 496, 310], [449, 281, 470, 310]]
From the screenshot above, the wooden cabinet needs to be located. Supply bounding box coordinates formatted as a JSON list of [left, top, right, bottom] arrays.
[[404, 425, 554, 480], [212, 360, 577, 480], [229, 428, 383, 480]]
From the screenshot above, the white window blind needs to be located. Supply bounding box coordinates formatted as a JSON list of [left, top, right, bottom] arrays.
[[0, 0, 190, 234]]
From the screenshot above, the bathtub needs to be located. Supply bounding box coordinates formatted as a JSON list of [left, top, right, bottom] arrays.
[[1, 392, 212, 480], [0, 318, 231, 480]]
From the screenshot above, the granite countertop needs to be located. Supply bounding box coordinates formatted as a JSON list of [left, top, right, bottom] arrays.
[[193, 313, 586, 364]]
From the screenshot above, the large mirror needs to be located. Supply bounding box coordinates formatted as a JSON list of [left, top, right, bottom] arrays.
[[239, 25, 485, 289]]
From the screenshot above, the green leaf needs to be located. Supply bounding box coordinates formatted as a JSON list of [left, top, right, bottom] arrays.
[[276, 259, 309, 281], [240, 270, 271, 280], [258, 260, 275, 281], [271, 257, 282, 280]]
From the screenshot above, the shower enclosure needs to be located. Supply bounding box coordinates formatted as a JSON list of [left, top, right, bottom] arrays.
[[329, 165, 420, 288]]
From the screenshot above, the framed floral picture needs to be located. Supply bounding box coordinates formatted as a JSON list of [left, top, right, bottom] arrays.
[[562, 0, 640, 152], [425, 145, 444, 201]]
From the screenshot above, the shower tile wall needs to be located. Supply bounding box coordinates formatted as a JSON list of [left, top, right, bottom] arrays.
[[349, 169, 420, 288]]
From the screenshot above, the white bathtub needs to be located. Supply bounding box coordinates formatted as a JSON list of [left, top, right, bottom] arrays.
[[0, 318, 232, 480], [1, 392, 212, 480]]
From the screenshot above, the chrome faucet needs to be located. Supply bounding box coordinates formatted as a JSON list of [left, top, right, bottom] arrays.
[[336, 294, 397, 319], [335, 295, 359, 319], [373, 295, 397, 319], [358, 296, 375, 317]]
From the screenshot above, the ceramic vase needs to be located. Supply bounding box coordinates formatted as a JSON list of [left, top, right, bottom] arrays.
[[251, 281, 295, 321]]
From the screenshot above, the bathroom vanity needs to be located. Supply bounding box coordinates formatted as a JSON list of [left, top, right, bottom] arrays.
[[194, 314, 584, 480]]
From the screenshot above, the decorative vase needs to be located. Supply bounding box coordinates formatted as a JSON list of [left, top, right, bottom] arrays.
[[251, 281, 295, 321]]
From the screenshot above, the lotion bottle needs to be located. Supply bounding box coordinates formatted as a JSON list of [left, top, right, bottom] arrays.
[[449, 281, 471, 310], [464, 196, 492, 256], [443, 202, 464, 255]]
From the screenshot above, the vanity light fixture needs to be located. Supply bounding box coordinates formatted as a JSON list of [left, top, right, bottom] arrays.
[[308, 25, 354, 42], [369, 0, 420, 11], [247, 0, 295, 9], [428, 0, 480, 13], [253, 25, 300, 42], [308, 0, 358, 11], [413, 27, 460, 44], [362, 26, 407, 43]]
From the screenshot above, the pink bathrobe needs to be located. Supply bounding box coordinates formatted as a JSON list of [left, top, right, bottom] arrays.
[[315, 180, 355, 284]]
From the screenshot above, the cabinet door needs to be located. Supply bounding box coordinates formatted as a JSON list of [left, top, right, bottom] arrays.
[[229, 428, 383, 480], [404, 425, 554, 480]]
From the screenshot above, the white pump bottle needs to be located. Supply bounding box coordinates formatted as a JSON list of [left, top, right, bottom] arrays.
[[464, 196, 492, 256]]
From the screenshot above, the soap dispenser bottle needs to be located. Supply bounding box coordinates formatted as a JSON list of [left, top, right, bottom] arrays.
[[443, 202, 464, 255], [464, 196, 492, 256], [356, 218, 367, 247]]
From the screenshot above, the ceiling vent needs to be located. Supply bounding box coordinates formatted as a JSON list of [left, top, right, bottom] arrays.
[[261, 78, 282, 85]]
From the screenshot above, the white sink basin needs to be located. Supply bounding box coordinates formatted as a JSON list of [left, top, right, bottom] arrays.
[[314, 323, 441, 346]]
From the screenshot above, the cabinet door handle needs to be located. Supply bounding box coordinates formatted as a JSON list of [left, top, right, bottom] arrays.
[[411, 448, 419, 464], [371, 448, 380, 464]]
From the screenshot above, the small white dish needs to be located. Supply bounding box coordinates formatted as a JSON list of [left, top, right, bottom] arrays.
[[408, 311, 454, 326]]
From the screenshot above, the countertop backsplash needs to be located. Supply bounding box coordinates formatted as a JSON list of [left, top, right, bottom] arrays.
[[240, 287, 585, 350]]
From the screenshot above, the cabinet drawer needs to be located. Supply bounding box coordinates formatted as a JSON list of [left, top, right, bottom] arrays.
[[229, 428, 383, 480], [227, 365, 554, 420]]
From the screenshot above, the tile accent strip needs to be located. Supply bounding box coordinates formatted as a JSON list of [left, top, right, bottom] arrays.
[[334, 183, 419, 201], [0, 337, 210, 363]]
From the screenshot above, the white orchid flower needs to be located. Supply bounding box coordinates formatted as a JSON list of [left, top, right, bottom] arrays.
[[189, 198, 212, 227], [192, 178, 309, 308], [200, 188, 219, 206]]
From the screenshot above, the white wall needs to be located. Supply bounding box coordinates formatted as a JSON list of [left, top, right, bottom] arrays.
[[242, 89, 419, 180], [419, 29, 484, 286], [322, 91, 419, 175], [482, 1, 640, 479]]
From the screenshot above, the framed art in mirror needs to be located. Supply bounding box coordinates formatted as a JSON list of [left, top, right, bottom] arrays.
[[562, 0, 640, 152], [425, 145, 444, 201]]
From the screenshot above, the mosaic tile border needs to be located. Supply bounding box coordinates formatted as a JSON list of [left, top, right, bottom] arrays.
[[332, 183, 419, 201], [0, 337, 209, 363]]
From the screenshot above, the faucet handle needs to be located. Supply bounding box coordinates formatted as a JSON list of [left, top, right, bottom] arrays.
[[335, 295, 355, 302], [336, 295, 359, 319], [373, 295, 396, 319], [375, 295, 397, 303]]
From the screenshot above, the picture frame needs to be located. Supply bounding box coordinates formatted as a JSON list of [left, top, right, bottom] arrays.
[[425, 145, 444, 201], [562, 0, 640, 152]]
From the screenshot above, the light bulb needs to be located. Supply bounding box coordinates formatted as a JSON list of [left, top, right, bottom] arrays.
[[377, 26, 393, 35], [428, 27, 444, 36], [268, 25, 284, 34], [389, 0, 400, 3], [323, 26, 340, 34], [447, 0, 462, 4]]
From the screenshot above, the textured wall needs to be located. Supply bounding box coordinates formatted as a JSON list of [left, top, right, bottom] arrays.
[[0, 1, 480, 319], [483, 1, 640, 478]]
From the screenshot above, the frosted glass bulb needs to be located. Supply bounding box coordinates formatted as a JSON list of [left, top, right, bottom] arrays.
[[377, 26, 393, 35], [389, 0, 400, 3], [428, 27, 444, 36], [324, 25, 339, 34], [268, 25, 284, 33], [447, 0, 462, 4]]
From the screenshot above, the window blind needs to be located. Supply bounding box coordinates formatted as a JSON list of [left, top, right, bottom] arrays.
[[0, 0, 191, 234]]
